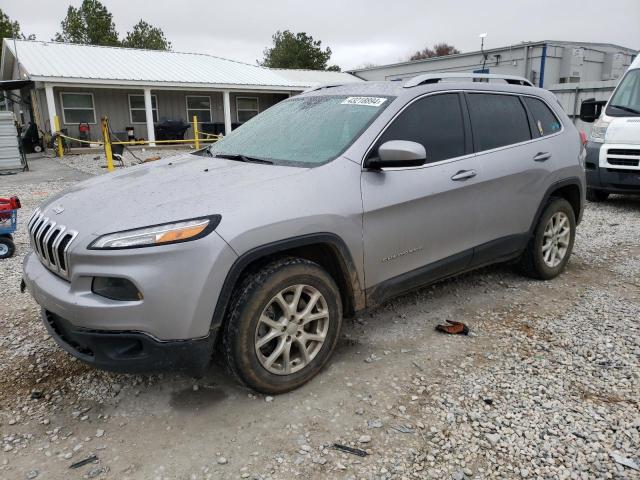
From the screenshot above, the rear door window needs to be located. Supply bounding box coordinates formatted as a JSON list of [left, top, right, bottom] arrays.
[[376, 93, 467, 163], [466, 93, 531, 151], [523, 96, 562, 137]]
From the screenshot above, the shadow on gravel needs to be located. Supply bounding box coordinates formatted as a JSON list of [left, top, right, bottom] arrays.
[[170, 385, 228, 411], [597, 194, 640, 212]]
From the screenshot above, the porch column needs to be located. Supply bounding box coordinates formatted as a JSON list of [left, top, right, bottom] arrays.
[[222, 90, 232, 135], [143, 87, 156, 145], [44, 84, 57, 133]]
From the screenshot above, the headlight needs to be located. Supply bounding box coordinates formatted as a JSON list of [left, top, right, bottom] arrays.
[[589, 118, 610, 143], [89, 216, 220, 250]]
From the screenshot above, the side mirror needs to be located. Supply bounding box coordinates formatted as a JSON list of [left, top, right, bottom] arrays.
[[579, 98, 606, 123], [365, 140, 426, 169]]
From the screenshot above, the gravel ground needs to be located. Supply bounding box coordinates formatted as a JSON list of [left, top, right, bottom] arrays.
[[0, 160, 638, 479]]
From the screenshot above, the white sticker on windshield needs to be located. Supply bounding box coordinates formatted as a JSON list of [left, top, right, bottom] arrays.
[[341, 97, 387, 107]]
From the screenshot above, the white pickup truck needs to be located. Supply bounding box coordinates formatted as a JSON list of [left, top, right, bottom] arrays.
[[580, 55, 640, 201]]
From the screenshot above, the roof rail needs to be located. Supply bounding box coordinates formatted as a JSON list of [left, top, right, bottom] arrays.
[[303, 83, 346, 93], [404, 73, 534, 88]]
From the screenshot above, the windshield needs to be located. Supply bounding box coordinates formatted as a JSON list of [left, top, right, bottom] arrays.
[[606, 69, 640, 116], [208, 94, 393, 166]]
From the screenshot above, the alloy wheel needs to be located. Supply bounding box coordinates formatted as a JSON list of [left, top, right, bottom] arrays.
[[541, 212, 571, 268], [254, 284, 329, 375]]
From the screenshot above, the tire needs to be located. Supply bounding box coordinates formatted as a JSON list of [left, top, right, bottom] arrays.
[[586, 188, 609, 202], [518, 197, 576, 280], [0, 237, 15, 259], [223, 257, 343, 394]]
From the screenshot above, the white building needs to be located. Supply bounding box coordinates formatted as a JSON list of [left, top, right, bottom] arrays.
[[349, 40, 637, 87]]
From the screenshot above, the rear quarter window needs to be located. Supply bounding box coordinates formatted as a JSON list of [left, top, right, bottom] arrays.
[[523, 97, 562, 137]]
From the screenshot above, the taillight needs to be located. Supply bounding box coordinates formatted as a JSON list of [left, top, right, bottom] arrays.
[[579, 131, 588, 146], [578, 132, 587, 169]]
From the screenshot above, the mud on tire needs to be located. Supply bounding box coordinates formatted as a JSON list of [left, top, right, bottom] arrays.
[[222, 257, 342, 394]]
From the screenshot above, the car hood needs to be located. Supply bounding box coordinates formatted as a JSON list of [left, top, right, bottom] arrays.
[[37, 152, 304, 237]]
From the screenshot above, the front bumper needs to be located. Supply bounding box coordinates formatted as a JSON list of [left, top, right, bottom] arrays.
[[42, 309, 215, 375], [585, 142, 640, 193], [22, 230, 237, 340]]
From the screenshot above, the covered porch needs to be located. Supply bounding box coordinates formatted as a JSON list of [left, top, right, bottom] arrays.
[[37, 83, 292, 146]]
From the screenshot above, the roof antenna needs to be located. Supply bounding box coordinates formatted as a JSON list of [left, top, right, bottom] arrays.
[[479, 33, 488, 72]]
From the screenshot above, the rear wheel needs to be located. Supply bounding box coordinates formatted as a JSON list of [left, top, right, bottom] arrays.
[[0, 237, 15, 259], [586, 188, 609, 202], [223, 257, 342, 394], [518, 197, 576, 280]]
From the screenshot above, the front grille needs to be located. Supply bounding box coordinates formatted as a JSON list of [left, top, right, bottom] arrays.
[[28, 209, 78, 279], [608, 148, 640, 156], [606, 147, 640, 168], [608, 158, 640, 167]]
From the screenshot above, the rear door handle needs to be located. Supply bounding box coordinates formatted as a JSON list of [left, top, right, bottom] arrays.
[[533, 152, 552, 162], [451, 169, 477, 181]]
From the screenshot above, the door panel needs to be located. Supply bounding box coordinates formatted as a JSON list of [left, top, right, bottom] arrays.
[[473, 140, 557, 243], [361, 92, 482, 291], [465, 93, 558, 246], [361, 157, 483, 289]]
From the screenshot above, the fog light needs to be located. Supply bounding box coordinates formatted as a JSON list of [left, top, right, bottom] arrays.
[[92, 277, 142, 301]]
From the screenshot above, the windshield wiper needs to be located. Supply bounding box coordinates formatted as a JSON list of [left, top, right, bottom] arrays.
[[609, 104, 640, 114], [212, 153, 273, 164]]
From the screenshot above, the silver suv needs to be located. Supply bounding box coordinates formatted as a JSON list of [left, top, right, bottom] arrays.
[[23, 74, 585, 394]]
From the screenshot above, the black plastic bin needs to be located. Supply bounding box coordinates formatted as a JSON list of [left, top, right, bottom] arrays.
[[154, 120, 190, 142]]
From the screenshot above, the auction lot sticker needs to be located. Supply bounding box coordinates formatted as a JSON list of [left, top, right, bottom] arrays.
[[341, 97, 387, 107]]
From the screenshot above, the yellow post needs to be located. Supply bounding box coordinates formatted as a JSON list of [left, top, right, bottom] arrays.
[[193, 115, 200, 150], [53, 115, 64, 158], [101, 117, 114, 172]]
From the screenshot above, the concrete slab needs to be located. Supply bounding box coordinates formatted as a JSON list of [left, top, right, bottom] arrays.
[[0, 154, 92, 186]]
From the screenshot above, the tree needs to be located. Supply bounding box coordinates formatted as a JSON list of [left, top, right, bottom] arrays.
[[410, 42, 460, 61], [54, 0, 119, 46], [0, 8, 35, 64], [259, 30, 339, 71], [122, 20, 171, 50]]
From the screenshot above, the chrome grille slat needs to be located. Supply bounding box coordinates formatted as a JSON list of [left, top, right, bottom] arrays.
[[41, 222, 58, 264], [27, 209, 41, 231], [28, 212, 77, 279], [33, 217, 50, 256], [51, 226, 67, 269]]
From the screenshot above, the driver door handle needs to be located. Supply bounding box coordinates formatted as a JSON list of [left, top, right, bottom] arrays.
[[451, 169, 477, 181], [533, 152, 552, 162]]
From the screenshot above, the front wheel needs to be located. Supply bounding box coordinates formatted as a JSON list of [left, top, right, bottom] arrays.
[[586, 189, 609, 202], [0, 237, 15, 259], [518, 197, 576, 280], [223, 257, 343, 394]]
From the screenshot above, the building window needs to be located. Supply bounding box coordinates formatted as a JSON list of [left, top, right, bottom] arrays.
[[186, 96, 212, 123], [60, 92, 96, 124], [129, 94, 158, 123], [237, 97, 259, 123]]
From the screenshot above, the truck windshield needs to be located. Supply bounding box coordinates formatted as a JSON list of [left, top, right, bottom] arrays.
[[208, 95, 393, 166], [607, 69, 640, 116]]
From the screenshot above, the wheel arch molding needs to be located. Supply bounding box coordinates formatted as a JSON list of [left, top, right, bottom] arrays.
[[209, 233, 365, 336], [529, 177, 584, 235]]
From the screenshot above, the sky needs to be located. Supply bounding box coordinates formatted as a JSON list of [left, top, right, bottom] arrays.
[[2, 0, 639, 70]]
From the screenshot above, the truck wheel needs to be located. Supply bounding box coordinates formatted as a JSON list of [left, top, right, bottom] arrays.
[[518, 197, 576, 280], [223, 257, 343, 394], [586, 189, 609, 202], [0, 237, 15, 259]]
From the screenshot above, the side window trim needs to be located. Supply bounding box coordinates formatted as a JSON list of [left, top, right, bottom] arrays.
[[458, 92, 474, 155]]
